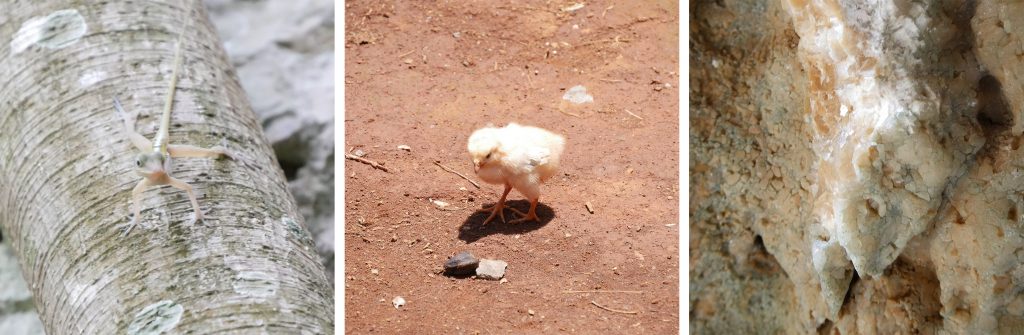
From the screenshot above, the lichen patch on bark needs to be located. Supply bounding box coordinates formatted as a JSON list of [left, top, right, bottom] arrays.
[[233, 271, 280, 298], [11, 9, 88, 54], [126, 300, 183, 335]]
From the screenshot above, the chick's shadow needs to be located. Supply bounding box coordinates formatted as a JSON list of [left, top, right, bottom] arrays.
[[458, 200, 555, 243]]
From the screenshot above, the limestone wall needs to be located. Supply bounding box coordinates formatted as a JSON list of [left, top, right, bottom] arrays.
[[691, 0, 1024, 333]]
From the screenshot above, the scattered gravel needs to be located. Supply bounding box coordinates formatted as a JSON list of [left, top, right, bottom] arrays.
[[562, 85, 594, 104], [392, 296, 406, 309]]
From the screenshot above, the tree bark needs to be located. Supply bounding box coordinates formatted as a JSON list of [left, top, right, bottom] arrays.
[[0, 1, 333, 334]]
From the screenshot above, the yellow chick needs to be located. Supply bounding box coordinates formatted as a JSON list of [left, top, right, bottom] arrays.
[[467, 123, 566, 224]]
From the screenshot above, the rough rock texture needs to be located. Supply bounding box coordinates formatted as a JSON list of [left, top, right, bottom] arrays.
[[786, 0, 984, 318], [973, 1, 1024, 136], [692, 0, 1024, 333]]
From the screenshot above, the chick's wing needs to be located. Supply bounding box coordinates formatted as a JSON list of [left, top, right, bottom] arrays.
[[526, 146, 551, 168]]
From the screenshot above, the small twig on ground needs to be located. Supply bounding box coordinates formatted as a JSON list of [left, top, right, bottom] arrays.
[[345, 154, 389, 172], [429, 198, 462, 211], [563, 290, 642, 294], [624, 109, 644, 120], [397, 49, 415, 59], [578, 37, 632, 48], [433, 161, 481, 189], [557, 109, 582, 118], [584, 202, 595, 214], [496, 5, 555, 13], [577, 40, 608, 48], [599, 78, 623, 83], [591, 301, 638, 314]]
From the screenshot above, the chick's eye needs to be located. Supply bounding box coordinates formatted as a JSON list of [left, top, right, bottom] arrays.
[[485, 152, 492, 159], [135, 159, 142, 167]]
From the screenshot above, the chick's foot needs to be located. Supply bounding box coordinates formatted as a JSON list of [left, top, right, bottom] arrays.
[[478, 202, 508, 224], [508, 212, 538, 224], [477, 184, 516, 224], [508, 200, 540, 224]]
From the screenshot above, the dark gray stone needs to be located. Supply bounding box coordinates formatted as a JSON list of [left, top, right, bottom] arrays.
[[444, 251, 479, 275]]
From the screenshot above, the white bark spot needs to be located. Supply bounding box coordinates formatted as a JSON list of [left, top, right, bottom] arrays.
[[126, 300, 183, 335], [79, 70, 106, 88], [65, 281, 99, 311], [10, 9, 88, 55], [233, 270, 280, 298]]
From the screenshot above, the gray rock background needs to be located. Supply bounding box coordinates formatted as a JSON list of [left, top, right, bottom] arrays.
[[0, 1, 334, 332], [0, 243, 44, 334], [205, 0, 335, 282]]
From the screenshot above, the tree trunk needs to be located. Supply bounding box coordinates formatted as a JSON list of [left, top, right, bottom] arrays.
[[0, 1, 334, 334]]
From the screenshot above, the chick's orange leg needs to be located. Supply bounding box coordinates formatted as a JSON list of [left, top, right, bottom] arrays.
[[479, 184, 513, 224], [509, 197, 540, 224]]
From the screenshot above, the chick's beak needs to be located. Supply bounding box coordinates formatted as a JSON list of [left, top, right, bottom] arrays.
[[473, 160, 481, 172]]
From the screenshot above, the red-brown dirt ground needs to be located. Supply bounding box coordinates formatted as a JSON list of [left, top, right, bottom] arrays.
[[344, 1, 679, 333]]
